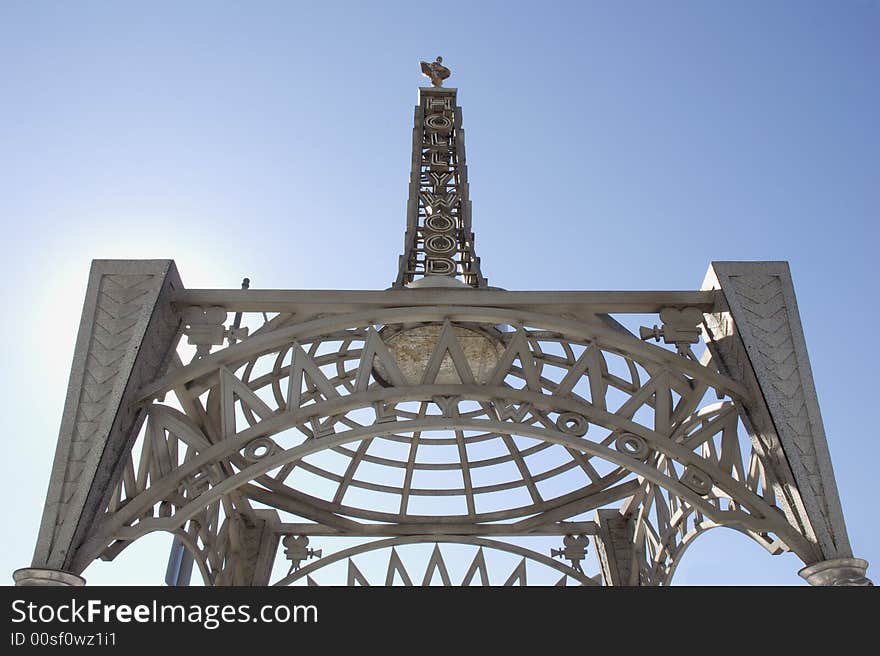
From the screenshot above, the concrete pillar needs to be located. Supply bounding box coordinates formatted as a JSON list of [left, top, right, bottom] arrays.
[[32, 260, 182, 574], [702, 262, 853, 562], [220, 510, 280, 586], [594, 509, 640, 586]]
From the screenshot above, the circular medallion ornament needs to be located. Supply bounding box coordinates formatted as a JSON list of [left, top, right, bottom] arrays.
[[243, 437, 278, 463], [556, 412, 588, 437], [614, 432, 650, 460]]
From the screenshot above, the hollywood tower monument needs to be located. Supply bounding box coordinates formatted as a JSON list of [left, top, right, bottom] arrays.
[[15, 61, 872, 586]]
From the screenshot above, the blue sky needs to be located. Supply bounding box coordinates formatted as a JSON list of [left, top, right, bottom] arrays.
[[1, 0, 877, 585]]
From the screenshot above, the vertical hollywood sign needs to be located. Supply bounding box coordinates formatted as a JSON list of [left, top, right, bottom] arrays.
[[421, 93, 459, 277], [396, 87, 485, 288]]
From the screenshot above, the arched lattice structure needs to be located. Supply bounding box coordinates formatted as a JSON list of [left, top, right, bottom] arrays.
[[37, 300, 834, 586], [16, 77, 870, 587]]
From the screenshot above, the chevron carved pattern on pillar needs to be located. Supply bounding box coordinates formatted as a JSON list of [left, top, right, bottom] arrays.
[[702, 261, 850, 560], [33, 260, 183, 571], [595, 509, 639, 586]]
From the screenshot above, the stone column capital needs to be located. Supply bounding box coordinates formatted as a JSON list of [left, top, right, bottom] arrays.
[[13, 568, 86, 586], [798, 558, 872, 586]]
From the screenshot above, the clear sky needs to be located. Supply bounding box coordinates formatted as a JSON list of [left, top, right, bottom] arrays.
[[1, 0, 877, 585]]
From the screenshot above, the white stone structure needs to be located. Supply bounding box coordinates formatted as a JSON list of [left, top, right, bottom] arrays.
[[15, 71, 871, 587]]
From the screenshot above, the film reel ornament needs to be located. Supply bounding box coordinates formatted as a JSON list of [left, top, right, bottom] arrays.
[[614, 432, 651, 460], [425, 233, 456, 255]]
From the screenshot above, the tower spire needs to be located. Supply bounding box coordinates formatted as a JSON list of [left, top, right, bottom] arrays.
[[394, 59, 486, 288]]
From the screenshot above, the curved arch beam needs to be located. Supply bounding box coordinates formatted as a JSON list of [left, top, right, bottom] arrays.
[[659, 516, 722, 586], [168, 529, 214, 586], [113, 385, 771, 527], [222, 385, 787, 532], [75, 413, 813, 572], [138, 306, 749, 402], [91, 528, 214, 587]]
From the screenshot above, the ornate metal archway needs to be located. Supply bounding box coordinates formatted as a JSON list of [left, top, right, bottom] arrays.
[[15, 62, 871, 587]]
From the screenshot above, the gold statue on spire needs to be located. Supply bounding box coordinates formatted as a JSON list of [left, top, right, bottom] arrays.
[[420, 56, 451, 87]]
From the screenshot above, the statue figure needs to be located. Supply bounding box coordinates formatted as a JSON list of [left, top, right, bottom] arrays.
[[421, 56, 451, 87]]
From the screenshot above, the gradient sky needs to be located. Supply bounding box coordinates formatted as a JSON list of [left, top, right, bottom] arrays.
[[1, 0, 877, 585]]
